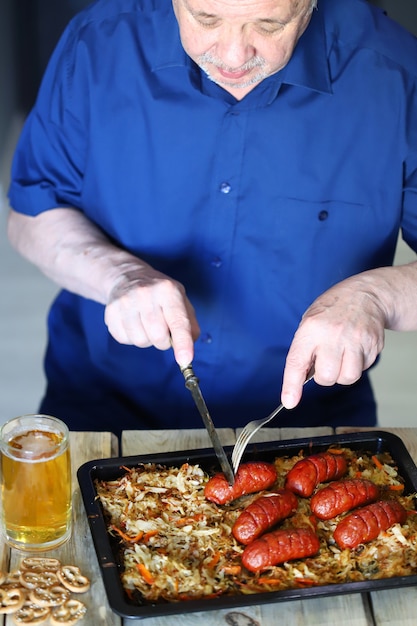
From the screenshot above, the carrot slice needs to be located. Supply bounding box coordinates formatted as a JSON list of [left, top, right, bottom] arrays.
[[257, 578, 282, 585], [111, 525, 144, 543], [221, 565, 241, 575], [143, 530, 158, 542], [207, 553, 220, 568], [372, 455, 384, 470], [136, 563, 155, 585], [295, 577, 318, 586]]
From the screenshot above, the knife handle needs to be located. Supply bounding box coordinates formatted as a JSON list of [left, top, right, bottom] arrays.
[[180, 364, 199, 387]]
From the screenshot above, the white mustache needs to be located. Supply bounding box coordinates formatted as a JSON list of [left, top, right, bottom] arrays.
[[197, 53, 266, 73]]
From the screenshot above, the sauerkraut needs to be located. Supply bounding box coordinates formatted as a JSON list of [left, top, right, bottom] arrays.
[[95, 446, 417, 603]]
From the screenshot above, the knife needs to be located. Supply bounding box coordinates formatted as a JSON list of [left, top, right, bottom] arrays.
[[180, 364, 235, 485]]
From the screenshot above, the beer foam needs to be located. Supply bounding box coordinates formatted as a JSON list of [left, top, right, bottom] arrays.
[[10, 430, 61, 460]]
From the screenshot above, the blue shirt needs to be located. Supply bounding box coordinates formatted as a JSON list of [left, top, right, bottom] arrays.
[[8, 0, 417, 434]]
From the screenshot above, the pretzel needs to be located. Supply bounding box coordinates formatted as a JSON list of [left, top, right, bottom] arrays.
[[0, 587, 25, 614], [19, 570, 59, 590], [12, 600, 51, 624], [50, 599, 87, 626], [57, 566, 90, 594], [29, 585, 69, 607], [20, 558, 61, 573], [3, 571, 24, 589]]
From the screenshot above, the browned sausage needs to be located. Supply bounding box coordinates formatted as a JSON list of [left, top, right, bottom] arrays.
[[310, 478, 380, 520], [232, 489, 298, 544], [284, 452, 347, 497], [204, 461, 277, 505], [333, 500, 407, 549], [242, 527, 320, 573]]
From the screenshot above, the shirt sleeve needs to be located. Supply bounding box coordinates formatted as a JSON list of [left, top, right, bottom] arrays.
[[402, 108, 417, 252], [8, 20, 88, 216]]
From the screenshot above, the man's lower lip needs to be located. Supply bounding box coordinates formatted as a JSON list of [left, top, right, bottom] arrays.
[[218, 68, 249, 80]]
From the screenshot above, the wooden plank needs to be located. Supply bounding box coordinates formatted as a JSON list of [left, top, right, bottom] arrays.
[[233, 426, 334, 447], [5, 431, 121, 626], [370, 587, 417, 626], [119, 428, 373, 626], [116, 594, 373, 626], [261, 594, 373, 625], [280, 426, 334, 440], [337, 427, 417, 626], [121, 428, 235, 457], [121, 605, 263, 626], [234, 426, 283, 444]]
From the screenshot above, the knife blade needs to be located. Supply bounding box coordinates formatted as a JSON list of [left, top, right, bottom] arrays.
[[180, 364, 235, 485]]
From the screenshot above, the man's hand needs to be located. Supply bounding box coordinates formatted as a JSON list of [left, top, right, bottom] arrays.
[[105, 265, 200, 367], [281, 262, 417, 409], [8, 207, 200, 367]]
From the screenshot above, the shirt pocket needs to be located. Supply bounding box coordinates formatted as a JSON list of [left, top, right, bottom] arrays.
[[246, 195, 399, 311]]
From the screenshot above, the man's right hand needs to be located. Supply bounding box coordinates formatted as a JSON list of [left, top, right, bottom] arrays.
[[105, 265, 200, 367], [7, 207, 199, 367]]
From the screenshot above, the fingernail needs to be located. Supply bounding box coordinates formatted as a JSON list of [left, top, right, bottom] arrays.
[[176, 351, 192, 369]]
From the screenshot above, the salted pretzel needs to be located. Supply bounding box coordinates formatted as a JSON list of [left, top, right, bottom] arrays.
[[50, 599, 87, 626], [0, 587, 25, 614], [29, 585, 69, 608], [0, 559, 89, 624], [19, 570, 59, 590], [3, 571, 24, 589], [12, 600, 51, 625], [20, 558, 61, 573], [57, 566, 90, 594]]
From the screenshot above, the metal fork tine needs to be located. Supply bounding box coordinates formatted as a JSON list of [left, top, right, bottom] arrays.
[[231, 372, 315, 474], [232, 404, 284, 472]]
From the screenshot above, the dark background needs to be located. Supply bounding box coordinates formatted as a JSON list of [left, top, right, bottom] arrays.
[[14, 0, 90, 113]]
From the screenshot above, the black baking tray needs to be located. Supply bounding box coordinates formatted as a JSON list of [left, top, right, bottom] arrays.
[[77, 430, 417, 619]]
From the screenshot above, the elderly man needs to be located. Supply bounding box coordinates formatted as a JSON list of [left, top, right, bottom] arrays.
[[7, 0, 417, 435]]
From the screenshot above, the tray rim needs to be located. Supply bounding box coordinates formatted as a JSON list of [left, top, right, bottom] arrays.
[[77, 430, 417, 619]]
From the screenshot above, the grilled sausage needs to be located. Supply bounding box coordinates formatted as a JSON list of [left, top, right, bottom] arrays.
[[204, 461, 277, 505], [285, 452, 347, 497], [310, 478, 380, 520], [232, 489, 298, 544], [333, 499, 407, 549], [242, 527, 320, 572]]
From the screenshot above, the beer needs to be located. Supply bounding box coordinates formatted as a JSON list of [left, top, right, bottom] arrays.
[[0, 415, 72, 551]]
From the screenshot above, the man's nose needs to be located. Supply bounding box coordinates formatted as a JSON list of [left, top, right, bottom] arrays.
[[215, 26, 255, 69]]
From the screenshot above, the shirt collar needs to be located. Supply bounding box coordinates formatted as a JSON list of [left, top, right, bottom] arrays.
[[152, 4, 332, 96], [151, 6, 193, 72], [281, 7, 332, 95]]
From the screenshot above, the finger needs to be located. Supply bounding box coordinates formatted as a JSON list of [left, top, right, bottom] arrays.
[[170, 332, 194, 368], [139, 307, 172, 350], [104, 306, 152, 346], [165, 303, 199, 368], [322, 348, 366, 386], [281, 357, 316, 409]]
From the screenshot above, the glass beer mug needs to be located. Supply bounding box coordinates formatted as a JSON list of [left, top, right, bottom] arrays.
[[0, 414, 72, 551]]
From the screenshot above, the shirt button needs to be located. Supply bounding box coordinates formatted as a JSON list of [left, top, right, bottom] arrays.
[[318, 210, 329, 221], [200, 333, 213, 344], [210, 256, 222, 268], [219, 182, 232, 194]]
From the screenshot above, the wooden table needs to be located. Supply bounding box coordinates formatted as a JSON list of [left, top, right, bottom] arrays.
[[3, 426, 417, 625]]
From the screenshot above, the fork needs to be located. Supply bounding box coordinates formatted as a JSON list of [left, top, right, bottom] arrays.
[[231, 372, 315, 474]]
